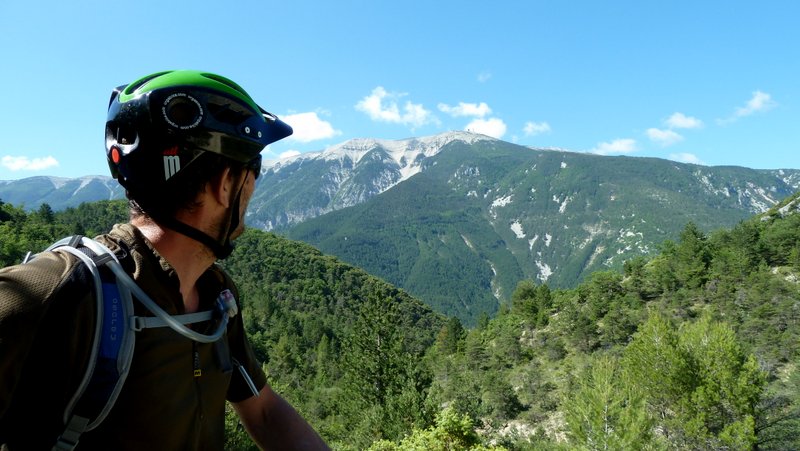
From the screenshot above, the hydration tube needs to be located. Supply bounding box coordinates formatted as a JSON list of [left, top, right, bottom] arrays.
[[48, 236, 233, 344]]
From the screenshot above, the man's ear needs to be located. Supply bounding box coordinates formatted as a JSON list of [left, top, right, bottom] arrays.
[[210, 167, 234, 208]]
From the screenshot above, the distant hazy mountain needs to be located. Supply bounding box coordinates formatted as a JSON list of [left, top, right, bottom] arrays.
[[0, 176, 124, 211]]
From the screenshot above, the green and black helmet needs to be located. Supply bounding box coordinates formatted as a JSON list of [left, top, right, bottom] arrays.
[[105, 70, 292, 192]]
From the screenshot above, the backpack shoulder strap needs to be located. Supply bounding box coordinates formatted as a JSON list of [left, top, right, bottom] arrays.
[[42, 236, 136, 451]]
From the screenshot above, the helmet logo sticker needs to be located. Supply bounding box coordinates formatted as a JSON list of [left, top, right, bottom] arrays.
[[162, 93, 203, 129], [106, 132, 139, 156], [163, 146, 181, 180]]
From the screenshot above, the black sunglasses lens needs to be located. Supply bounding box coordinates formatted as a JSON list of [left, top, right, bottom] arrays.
[[248, 156, 262, 179]]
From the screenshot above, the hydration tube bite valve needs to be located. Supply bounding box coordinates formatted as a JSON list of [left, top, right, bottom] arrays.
[[218, 289, 239, 318]]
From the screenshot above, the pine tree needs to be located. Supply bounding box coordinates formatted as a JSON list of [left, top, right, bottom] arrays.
[[340, 290, 422, 445], [675, 222, 712, 289], [622, 312, 766, 448], [565, 354, 656, 450], [434, 316, 465, 355]]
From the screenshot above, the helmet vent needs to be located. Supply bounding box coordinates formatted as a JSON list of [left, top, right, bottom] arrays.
[[201, 73, 247, 97], [208, 97, 251, 126], [123, 71, 169, 96]]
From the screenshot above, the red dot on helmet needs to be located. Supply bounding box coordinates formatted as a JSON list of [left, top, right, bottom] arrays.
[[111, 146, 121, 163]]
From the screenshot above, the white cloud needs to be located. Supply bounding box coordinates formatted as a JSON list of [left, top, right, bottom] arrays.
[[669, 152, 704, 165], [720, 90, 776, 124], [2, 155, 59, 171], [666, 112, 703, 129], [278, 150, 301, 159], [355, 86, 434, 128], [646, 128, 684, 147], [523, 121, 551, 136], [438, 102, 492, 118], [282, 112, 341, 143], [590, 139, 637, 156], [736, 90, 776, 116], [477, 71, 492, 83], [465, 118, 507, 138]]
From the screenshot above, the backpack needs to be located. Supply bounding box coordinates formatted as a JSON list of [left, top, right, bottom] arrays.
[[24, 235, 244, 451]]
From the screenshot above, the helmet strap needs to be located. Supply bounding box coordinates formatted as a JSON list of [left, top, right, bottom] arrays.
[[165, 169, 248, 259], [133, 168, 249, 260], [155, 215, 234, 259]]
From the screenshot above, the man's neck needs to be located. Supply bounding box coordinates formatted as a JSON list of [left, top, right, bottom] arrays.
[[131, 218, 216, 313]]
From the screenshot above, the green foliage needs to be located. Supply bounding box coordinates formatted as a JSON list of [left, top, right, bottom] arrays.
[[673, 222, 713, 289], [510, 280, 552, 327], [224, 403, 259, 451], [420, 193, 800, 448], [287, 172, 519, 326], [340, 291, 428, 445], [564, 354, 658, 450], [434, 317, 465, 355], [367, 407, 507, 451], [221, 228, 444, 449], [755, 364, 800, 450], [0, 200, 127, 266], [622, 313, 766, 449], [57, 200, 129, 237]]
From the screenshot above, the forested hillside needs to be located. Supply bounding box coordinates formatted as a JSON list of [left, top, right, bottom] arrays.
[[285, 138, 800, 327], [2, 196, 799, 449], [0, 199, 127, 267], [5, 136, 800, 331]]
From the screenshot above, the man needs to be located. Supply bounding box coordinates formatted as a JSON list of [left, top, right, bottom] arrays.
[[0, 70, 329, 450]]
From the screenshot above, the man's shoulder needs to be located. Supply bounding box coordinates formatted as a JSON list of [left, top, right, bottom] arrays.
[[0, 245, 92, 320], [94, 223, 139, 252], [1, 248, 83, 291]]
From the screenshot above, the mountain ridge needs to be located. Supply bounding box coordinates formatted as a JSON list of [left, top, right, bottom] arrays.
[[0, 175, 124, 210], [251, 132, 800, 232], [282, 136, 800, 323], [3, 132, 799, 323]]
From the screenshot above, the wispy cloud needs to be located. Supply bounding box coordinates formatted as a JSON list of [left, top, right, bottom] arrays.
[[2, 155, 59, 171], [523, 121, 551, 136], [669, 152, 704, 165], [436, 101, 507, 138], [283, 112, 341, 143], [590, 139, 637, 156], [666, 112, 703, 129], [278, 150, 301, 159], [646, 112, 701, 147], [646, 128, 684, 147], [438, 102, 492, 118], [719, 90, 776, 124], [477, 71, 492, 83], [465, 118, 507, 139], [356, 87, 435, 128], [736, 91, 776, 117]]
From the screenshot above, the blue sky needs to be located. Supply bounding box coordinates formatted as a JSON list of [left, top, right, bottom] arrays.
[[1, 1, 798, 180]]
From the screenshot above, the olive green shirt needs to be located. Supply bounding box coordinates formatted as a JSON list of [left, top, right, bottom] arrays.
[[0, 224, 267, 450]]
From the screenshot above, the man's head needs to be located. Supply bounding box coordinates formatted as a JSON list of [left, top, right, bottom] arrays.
[[105, 70, 292, 257], [106, 70, 291, 215]]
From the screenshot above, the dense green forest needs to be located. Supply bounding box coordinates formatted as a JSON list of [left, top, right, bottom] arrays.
[[2, 195, 799, 449]]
